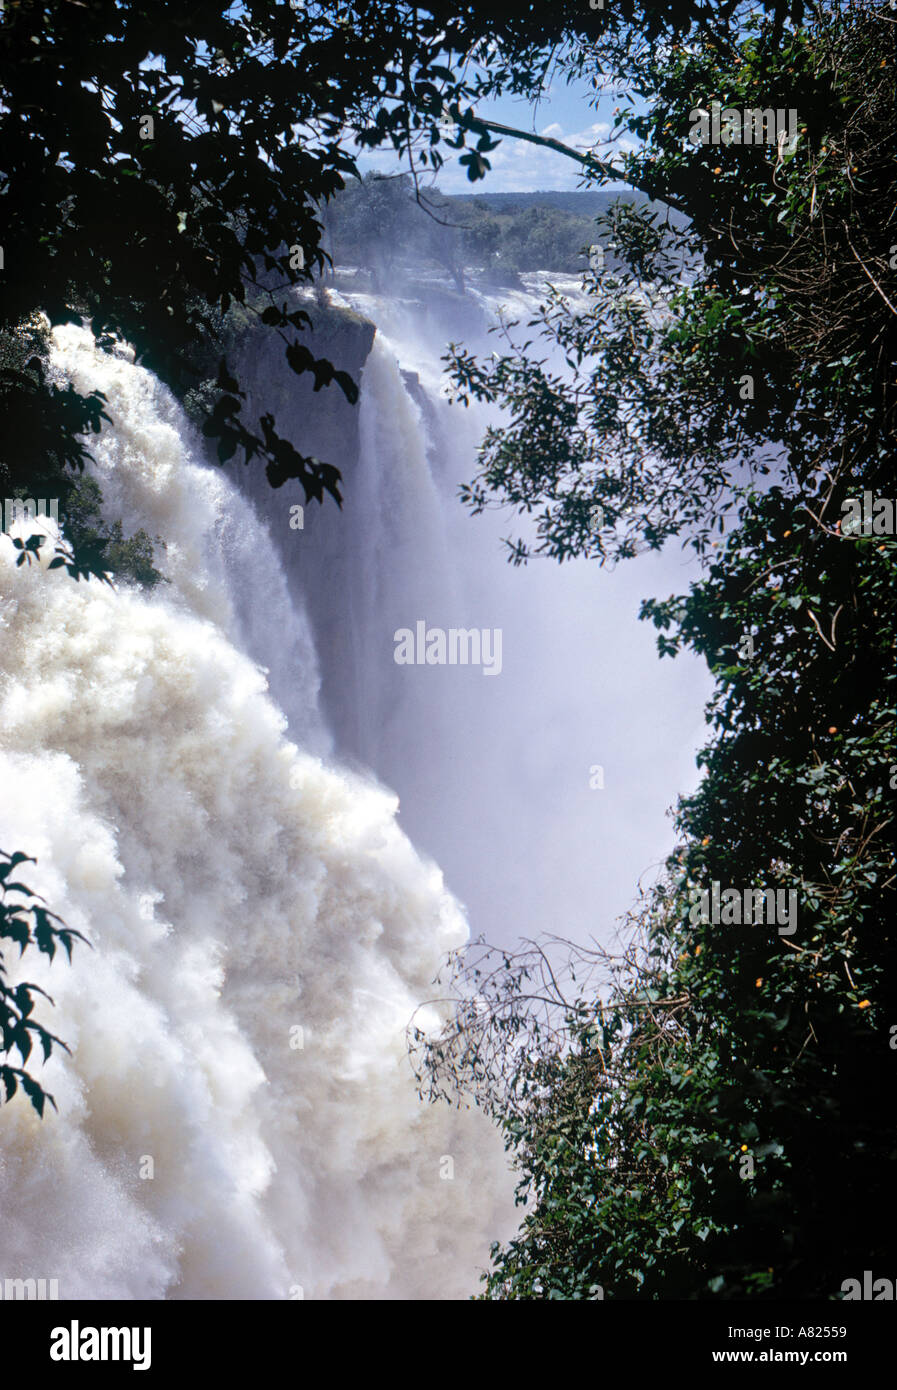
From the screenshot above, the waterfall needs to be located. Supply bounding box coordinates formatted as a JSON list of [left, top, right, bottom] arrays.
[[227, 282, 710, 949], [0, 324, 513, 1300], [0, 277, 709, 1299]]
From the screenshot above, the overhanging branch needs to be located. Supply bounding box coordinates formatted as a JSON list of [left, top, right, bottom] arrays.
[[459, 113, 688, 217]]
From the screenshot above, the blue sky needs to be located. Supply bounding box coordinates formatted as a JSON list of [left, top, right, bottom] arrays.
[[355, 77, 640, 193]]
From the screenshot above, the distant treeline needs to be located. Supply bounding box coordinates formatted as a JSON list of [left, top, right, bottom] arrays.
[[321, 175, 659, 288]]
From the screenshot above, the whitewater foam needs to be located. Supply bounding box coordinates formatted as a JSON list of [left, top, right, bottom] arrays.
[[0, 324, 512, 1300]]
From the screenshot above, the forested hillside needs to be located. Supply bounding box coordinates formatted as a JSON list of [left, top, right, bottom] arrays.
[[322, 180, 656, 285]]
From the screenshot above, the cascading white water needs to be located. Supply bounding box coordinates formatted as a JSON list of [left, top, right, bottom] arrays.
[[0, 324, 514, 1300], [241, 280, 710, 950]]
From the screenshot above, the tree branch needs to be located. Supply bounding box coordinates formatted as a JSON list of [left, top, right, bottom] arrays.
[[459, 113, 689, 217]]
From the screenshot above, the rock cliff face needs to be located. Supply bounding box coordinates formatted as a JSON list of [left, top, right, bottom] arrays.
[[182, 296, 379, 724], [214, 294, 377, 535]]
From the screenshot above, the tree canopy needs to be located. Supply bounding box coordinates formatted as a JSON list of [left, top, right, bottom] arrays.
[[1, 0, 802, 543], [447, 2, 894, 566]]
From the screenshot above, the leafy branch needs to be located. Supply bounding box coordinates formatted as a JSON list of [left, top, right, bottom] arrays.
[[0, 850, 89, 1117]]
